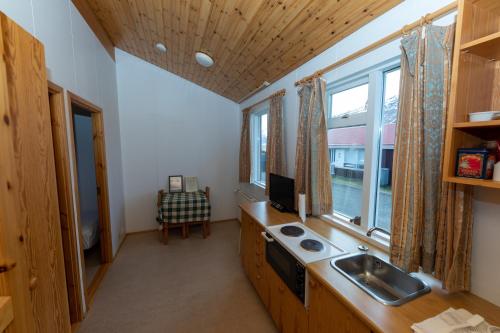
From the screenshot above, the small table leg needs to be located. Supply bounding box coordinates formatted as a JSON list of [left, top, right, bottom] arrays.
[[163, 224, 168, 245], [182, 224, 187, 239]]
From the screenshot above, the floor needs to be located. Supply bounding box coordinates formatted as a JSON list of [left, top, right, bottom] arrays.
[[84, 242, 101, 286], [78, 220, 277, 333]]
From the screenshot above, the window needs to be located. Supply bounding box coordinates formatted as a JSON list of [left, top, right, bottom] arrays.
[[329, 80, 369, 220], [326, 61, 400, 236], [374, 68, 400, 232], [251, 107, 268, 187]]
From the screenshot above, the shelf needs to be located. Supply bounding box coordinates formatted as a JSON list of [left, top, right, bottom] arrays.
[[446, 176, 500, 189], [453, 120, 500, 140], [454, 120, 500, 129], [461, 31, 500, 60]]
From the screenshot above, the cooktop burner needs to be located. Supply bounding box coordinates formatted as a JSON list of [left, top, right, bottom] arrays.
[[300, 239, 324, 252], [280, 225, 305, 237]]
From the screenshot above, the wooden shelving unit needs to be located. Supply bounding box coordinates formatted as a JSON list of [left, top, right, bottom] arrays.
[[443, 0, 500, 189]]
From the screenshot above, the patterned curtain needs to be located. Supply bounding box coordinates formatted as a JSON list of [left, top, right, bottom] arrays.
[[390, 24, 474, 291], [265, 94, 286, 194], [294, 77, 332, 216], [239, 108, 251, 182]]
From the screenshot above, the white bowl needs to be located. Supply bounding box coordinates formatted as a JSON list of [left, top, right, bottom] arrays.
[[469, 111, 500, 122]]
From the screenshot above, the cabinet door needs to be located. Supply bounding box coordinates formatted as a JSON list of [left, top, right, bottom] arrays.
[[266, 264, 307, 333], [0, 12, 70, 333], [308, 275, 370, 333], [281, 287, 308, 333], [267, 266, 285, 331]]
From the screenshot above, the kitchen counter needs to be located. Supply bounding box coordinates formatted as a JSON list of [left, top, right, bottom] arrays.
[[240, 201, 500, 333]]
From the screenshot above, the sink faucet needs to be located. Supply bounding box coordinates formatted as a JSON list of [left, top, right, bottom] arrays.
[[366, 227, 390, 237]]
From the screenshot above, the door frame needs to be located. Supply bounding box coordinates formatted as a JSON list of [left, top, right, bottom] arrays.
[[47, 81, 85, 323], [66, 91, 113, 303], [67, 91, 113, 262]]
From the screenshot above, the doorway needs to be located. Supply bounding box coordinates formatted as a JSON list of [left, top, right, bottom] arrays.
[[67, 92, 113, 304]]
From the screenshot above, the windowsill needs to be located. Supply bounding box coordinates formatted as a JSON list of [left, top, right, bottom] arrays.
[[251, 181, 266, 190], [320, 214, 390, 253]]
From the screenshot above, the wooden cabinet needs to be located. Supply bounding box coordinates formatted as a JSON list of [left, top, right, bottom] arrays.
[[240, 212, 306, 333], [443, 0, 500, 189], [0, 12, 71, 333], [308, 274, 371, 333], [240, 212, 269, 307]]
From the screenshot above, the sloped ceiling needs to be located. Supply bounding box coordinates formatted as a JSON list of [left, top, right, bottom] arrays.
[[85, 0, 402, 102]]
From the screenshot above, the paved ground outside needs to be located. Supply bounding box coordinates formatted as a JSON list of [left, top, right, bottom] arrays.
[[332, 176, 391, 232]]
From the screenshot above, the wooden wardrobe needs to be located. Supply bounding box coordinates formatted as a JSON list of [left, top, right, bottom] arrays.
[[0, 11, 71, 333]]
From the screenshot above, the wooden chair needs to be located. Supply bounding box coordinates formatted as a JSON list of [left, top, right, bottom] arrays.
[[186, 187, 211, 238]]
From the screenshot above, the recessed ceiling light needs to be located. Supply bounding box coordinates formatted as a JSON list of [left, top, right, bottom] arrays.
[[195, 51, 214, 67], [155, 42, 167, 53]]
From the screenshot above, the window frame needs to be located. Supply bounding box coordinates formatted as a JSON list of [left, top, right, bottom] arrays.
[[324, 57, 400, 240], [250, 104, 269, 188]]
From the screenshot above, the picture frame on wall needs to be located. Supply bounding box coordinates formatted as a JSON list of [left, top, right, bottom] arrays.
[[169, 175, 184, 193]]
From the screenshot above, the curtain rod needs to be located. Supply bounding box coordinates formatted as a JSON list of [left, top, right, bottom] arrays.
[[242, 89, 286, 112], [294, 2, 458, 86]]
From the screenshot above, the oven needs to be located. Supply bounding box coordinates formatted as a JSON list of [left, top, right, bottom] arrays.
[[261, 232, 306, 303]]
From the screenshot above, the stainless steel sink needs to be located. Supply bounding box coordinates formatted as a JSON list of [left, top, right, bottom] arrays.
[[331, 253, 431, 306]]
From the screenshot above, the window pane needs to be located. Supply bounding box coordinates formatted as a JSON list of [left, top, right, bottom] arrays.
[[374, 68, 400, 232], [330, 83, 368, 118], [258, 114, 267, 184], [329, 85, 366, 218]]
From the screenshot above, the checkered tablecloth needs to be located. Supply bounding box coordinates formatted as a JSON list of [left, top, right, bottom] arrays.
[[157, 190, 211, 224]]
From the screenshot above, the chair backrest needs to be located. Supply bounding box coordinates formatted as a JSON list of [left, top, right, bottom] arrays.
[[157, 190, 165, 208]]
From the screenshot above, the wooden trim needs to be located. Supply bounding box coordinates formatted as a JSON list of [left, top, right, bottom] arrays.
[[126, 229, 158, 236], [48, 82, 85, 323], [65, 90, 90, 310], [90, 111, 113, 263], [85, 263, 110, 309], [67, 91, 102, 113], [242, 89, 286, 110], [113, 234, 127, 259], [211, 218, 238, 224], [294, 2, 458, 86], [70, 0, 115, 60], [0, 297, 13, 332]]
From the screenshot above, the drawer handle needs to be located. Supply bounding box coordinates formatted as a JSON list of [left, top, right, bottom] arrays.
[[261, 232, 274, 243]]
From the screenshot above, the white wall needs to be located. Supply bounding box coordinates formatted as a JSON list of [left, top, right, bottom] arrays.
[[239, 0, 500, 307], [0, 0, 125, 255], [0, 0, 126, 313], [115, 49, 240, 233]]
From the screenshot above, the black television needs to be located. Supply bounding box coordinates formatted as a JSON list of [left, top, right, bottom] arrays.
[[269, 173, 295, 212]]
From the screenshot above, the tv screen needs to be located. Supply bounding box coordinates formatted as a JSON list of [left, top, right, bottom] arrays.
[[269, 173, 295, 212]]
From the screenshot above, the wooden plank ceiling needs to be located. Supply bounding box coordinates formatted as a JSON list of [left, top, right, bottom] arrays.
[[85, 0, 402, 102]]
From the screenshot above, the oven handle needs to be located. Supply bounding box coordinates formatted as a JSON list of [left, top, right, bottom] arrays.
[[261, 232, 274, 243]]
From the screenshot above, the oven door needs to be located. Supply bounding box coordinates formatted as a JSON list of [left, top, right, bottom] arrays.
[[262, 232, 305, 303]]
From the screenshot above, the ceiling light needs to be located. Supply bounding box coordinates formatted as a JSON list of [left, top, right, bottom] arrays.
[[195, 51, 214, 67], [155, 42, 167, 53]]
